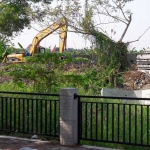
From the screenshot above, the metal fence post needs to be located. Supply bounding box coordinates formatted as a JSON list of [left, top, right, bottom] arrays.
[[59, 88, 78, 146]]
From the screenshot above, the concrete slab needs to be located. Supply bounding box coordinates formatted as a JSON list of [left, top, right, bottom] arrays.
[[101, 88, 150, 105]]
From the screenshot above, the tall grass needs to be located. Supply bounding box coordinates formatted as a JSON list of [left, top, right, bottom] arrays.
[[0, 92, 59, 140], [79, 98, 150, 150]]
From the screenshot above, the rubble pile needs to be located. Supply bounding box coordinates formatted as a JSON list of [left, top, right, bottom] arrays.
[[123, 70, 150, 90]]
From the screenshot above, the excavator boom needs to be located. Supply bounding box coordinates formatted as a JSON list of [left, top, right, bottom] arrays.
[[30, 17, 67, 56]]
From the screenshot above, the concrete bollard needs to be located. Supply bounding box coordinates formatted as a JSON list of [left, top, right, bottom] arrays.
[[59, 88, 78, 146]]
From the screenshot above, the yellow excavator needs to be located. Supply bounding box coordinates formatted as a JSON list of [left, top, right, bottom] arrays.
[[2, 17, 68, 63]]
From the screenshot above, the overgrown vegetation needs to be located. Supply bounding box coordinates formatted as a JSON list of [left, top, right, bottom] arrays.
[[0, 43, 128, 95]]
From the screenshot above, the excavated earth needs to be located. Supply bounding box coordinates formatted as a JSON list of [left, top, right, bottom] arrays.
[[122, 64, 150, 90]]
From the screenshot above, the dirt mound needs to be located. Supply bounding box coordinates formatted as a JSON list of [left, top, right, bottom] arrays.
[[123, 70, 150, 90]]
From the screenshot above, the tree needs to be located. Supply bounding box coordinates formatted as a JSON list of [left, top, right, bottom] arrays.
[[0, 0, 53, 37], [0, 1, 30, 37], [29, 0, 134, 42], [92, 0, 133, 42]]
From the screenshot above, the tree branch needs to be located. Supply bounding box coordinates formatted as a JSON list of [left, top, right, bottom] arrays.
[[112, 0, 129, 21], [118, 14, 132, 42], [127, 26, 150, 44], [101, 8, 127, 24]]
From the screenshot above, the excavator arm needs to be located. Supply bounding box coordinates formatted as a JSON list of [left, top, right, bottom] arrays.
[[30, 17, 67, 56]]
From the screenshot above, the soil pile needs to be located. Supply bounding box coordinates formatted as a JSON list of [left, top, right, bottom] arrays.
[[123, 70, 150, 90]]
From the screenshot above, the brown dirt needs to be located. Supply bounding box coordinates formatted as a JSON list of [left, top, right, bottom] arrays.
[[123, 69, 150, 90]]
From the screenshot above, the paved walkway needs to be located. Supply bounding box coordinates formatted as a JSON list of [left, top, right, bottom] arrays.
[[0, 136, 120, 150]]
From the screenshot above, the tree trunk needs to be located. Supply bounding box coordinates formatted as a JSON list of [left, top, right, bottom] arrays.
[[119, 14, 132, 43]]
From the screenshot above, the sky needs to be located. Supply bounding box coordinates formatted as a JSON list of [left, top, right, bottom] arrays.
[[12, 0, 150, 51]]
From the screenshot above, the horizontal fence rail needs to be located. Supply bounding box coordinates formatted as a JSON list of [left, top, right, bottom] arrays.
[[0, 92, 59, 137], [77, 95, 150, 147]]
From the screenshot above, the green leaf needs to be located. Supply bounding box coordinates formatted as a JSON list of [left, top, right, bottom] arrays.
[[18, 42, 24, 49]]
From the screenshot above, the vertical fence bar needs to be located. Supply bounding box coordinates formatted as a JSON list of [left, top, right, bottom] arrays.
[[123, 104, 125, 143], [40, 100, 42, 134], [90, 103, 93, 139], [78, 97, 81, 144], [135, 105, 137, 144], [0, 97, 2, 129], [18, 99, 20, 132], [95, 103, 98, 140], [57, 101, 60, 135], [14, 98, 16, 132], [23, 99, 25, 132], [2, 98, 3, 130], [57, 100, 59, 136], [85, 103, 87, 139], [31, 99, 35, 132], [45, 100, 47, 135], [6, 98, 8, 130], [141, 105, 143, 145], [106, 104, 109, 141], [118, 104, 120, 142], [31, 99, 34, 133], [101, 103, 103, 140], [50, 101, 52, 135], [54, 100, 57, 136], [10, 98, 12, 131], [112, 103, 114, 142], [129, 105, 131, 143], [27, 99, 29, 132], [36, 100, 38, 133], [147, 106, 149, 145]]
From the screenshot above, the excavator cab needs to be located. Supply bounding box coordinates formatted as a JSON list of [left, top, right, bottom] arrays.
[[33, 46, 46, 57], [36, 46, 46, 54], [39, 47, 46, 53]]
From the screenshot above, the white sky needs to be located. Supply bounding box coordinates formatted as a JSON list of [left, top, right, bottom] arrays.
[[12, 0, 150, 51]]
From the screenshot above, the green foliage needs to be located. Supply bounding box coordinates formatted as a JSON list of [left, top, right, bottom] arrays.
[[89, 29, 128, 87], [128, 47, 146, 54], [0, 2, 30, 36], [0, 48, 121, 95], [0, 51, 90, 94], [81, 7, 94, 32], [0, 0, 56, 37], [0, 39, 11, 61]]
